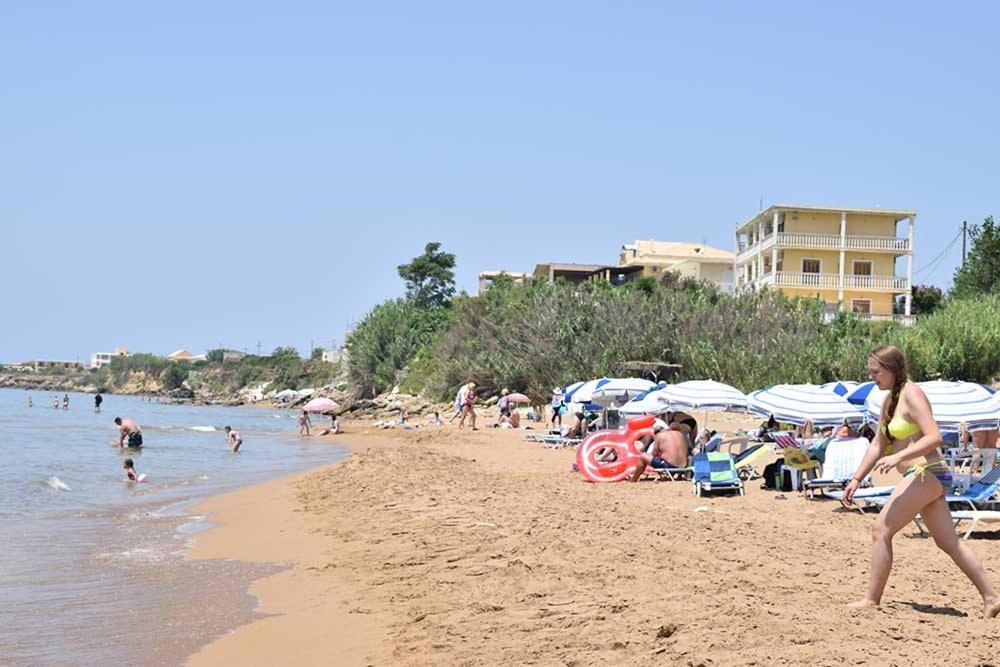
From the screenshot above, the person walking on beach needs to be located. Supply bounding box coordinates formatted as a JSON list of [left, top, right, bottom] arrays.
[[458, 382, 478, 430], [298, 410, 312, 436], [224, 426, 243, 452], [62, 394, 69, 410], [94, 392, 103, 413], [550, 387, 566, 428], [844, 345, 1000, 618], [27, 396, 32, 408], [449, 383, 468, 424], [114, 417, 143, 448]]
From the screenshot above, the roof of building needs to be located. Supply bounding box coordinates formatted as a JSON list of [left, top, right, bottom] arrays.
[[166, 349, 194, 360], [621, 240, 734, 262], [738, 204, 916, 232]]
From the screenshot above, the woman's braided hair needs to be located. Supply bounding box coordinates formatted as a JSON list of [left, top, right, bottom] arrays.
[[870, 345, 908, 440]]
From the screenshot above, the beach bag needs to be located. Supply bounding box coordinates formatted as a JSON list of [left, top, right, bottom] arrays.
[[761, 457, 787, 490]]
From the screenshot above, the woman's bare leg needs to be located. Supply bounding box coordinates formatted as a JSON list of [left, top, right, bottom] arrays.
[[848, 474, 942, 607], [920, 497, 1000, 618]]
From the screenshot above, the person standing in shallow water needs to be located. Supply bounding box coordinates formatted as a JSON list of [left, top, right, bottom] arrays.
[[844, 345, 1000, 619], [94, 392, 103, 413]]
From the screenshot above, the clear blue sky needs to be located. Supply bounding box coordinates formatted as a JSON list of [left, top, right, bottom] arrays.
[[3, 2, 995, 363]]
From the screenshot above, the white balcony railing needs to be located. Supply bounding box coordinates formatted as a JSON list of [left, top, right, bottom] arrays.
[[735, 233, 911, 266], [823, 312, 918, 326], [771, 272, 908, 291]]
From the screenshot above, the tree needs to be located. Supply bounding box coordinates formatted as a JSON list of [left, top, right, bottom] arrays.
[[206, 349, 224, 364], [311, 347, 325, 361], [397, 242, 456, 308], [952, 216, 1000, 298], [910, 284, 944, 315]]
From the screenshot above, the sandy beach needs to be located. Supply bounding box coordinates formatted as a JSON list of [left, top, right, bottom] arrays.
[[186, 415, 1000, 666]]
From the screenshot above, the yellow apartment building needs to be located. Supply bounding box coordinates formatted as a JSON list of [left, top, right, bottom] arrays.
[[734, 205, 915, 323], [619, 240, 735, 291]]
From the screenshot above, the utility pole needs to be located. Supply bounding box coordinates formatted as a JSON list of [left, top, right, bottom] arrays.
[[962, 220, 968, 266], [257, 341, 262, 356]]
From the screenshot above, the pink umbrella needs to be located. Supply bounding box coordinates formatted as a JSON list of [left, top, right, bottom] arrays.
[[303, 397, 339, 413], [507, 393, 530, 403]]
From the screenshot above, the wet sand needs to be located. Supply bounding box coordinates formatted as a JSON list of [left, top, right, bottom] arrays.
[[186, 415, 1000, 666]]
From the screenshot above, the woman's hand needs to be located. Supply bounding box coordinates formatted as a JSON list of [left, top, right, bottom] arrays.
[[843, 477, 861, 505], [874, 454, 902, 475]]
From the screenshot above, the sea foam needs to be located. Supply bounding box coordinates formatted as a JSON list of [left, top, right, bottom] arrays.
[[47, 476, 71, 491], [189, 426, 216, 432]]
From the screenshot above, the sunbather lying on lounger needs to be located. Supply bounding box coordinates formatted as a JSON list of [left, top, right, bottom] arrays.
[[630, 421, 689, 481]]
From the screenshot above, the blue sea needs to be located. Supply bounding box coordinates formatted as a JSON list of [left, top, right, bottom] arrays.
[[0, 388, 347, 666]]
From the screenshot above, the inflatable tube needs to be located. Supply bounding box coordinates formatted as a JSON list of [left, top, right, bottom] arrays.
[[576, 419, 655, 483], [627, 414, 655, 430], [137, 473, 147, 483]]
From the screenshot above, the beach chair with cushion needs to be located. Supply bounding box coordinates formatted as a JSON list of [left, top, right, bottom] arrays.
[[802, 437, 872, 498], [913, 466, 1000, 539], [692, 452, 744, 497]]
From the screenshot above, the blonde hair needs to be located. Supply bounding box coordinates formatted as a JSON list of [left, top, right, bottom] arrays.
[[870, 345, 908, 438]]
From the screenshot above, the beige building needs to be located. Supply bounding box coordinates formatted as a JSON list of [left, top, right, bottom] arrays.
[[734, 204, 915, 323], [477, 270, 530, 295], [619, 240, 735, 291]]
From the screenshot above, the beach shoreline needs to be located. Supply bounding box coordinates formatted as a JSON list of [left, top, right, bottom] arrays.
[[184, 417, 1000, 666]]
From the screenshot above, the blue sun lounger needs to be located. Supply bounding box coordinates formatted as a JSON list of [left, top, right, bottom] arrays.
[[692, 451, 744, 497]]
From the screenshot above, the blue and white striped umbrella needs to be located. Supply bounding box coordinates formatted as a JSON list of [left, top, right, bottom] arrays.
[[618, 386, 672, 415], [864, 380, 1000, 433], [821, 381, 860, 397], [748, 384, 865, 427], [588, 378, 658, 406], [656, 380, 748, 412], [845, 381, 876, 406], [564, 378, 607, 403]]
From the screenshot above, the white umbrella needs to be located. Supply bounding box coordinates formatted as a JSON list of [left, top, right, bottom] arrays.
[[748, 384, 865, 428], [589, 378, 658, 407], [865, 380, 1000, 433], [619, 387, 672, 416], [657, 380, 748, 412], [564, 379, 606, 403]]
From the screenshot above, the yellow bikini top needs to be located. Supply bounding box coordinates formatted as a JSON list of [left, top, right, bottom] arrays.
[[886, 414, 920, 441]]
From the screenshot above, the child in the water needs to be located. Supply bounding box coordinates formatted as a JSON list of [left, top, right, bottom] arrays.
[[123, 458, 139, 482]]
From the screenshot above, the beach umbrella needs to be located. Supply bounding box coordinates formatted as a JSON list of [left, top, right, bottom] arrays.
[[845, 381, 876, 406], [303, 397, 339, 413], [566, 378, 610, 403], [657, 380, 748, 412], [506, 393, 530, 403], [589, 378, 658, 407], [864, 380, 1000, 433], [618, 387, 672, 416], [748, 384, 865, 428], [559, 381, 585, 399], [821, 381, 860, 397]]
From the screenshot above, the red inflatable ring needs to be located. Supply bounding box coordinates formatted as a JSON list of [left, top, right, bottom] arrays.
[[575, 417, 654, 483]]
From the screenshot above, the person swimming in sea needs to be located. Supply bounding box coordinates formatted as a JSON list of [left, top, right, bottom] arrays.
[[844, 345, 1000, 619]]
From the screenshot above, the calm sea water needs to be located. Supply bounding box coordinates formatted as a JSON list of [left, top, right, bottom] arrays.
[[0, 388, 347, 666]]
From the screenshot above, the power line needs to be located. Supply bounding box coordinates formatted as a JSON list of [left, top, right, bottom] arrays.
[[912, 229, 963, 278]]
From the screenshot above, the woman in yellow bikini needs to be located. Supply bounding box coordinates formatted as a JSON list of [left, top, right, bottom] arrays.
[[844, 345, 1000, 618]]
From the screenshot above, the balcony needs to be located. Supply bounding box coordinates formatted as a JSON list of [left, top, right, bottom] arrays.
[[823, 311, 917, 327], [736, 233, 911, 265], [772, 272, 908, 292]]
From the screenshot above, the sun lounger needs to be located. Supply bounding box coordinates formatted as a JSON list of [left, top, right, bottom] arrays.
[[732, 443, 768, 480], [912, 467, 1000, 539], [692, 452, 744, 497], [522, 433, 581, 448], [802, 438, 872, 498], [826, 485, 895, 512], [645, 464, 693, 481]]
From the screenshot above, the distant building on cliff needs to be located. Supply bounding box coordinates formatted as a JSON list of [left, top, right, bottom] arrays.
[[734, 204, 915, 323], [15, 359, 86, 372], [618, 240, 735, 291], [90, 348, 130, 369], [166, 349, 207, 362]]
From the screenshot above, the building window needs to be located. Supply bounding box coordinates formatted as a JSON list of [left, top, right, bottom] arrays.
[[852, 299, 872, 314], [853, 260, 872, 276], [801, 258, 821, 274]]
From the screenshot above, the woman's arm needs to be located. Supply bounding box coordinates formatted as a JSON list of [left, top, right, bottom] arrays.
[[844, 417, 889, 503]]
